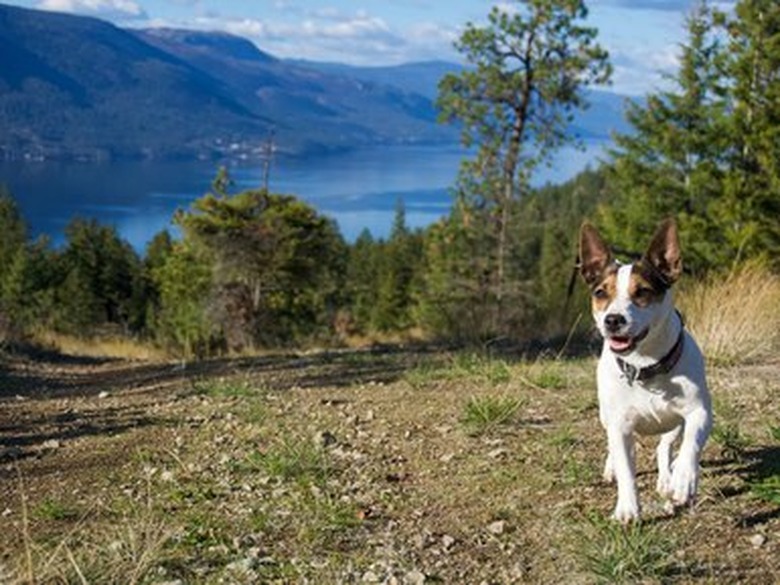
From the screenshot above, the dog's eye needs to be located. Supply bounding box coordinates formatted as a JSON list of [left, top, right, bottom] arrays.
[[592, 288, 608, 300]]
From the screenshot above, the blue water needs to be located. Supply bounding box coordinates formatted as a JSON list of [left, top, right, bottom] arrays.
[[0, 142, 607, 251]]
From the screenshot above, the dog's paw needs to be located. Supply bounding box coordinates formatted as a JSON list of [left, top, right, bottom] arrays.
[[611, 499, 640, 523], [669, 462, 699, 506]]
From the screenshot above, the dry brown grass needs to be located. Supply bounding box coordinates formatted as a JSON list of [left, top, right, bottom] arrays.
[[678, 262, 780, 365], [32, 330, 169, 361]]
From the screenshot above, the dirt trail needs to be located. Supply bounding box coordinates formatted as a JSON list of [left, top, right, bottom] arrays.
[[1, 348, 778, 583]]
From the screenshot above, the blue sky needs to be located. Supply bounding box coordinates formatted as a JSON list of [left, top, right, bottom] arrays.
[[5, 0, 733, 95]]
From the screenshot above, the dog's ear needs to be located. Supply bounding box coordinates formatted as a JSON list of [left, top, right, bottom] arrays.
[[579, 222, 613, 287], [643, 218, 682, 286]]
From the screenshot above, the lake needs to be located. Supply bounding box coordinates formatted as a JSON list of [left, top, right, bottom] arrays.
[[0, 142, 607, 251]]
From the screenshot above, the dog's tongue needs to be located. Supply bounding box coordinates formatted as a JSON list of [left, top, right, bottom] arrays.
[[608, 336, 633, 352]]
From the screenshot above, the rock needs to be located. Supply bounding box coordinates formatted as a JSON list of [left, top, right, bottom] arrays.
[[442, 534, 456, 551], [226, 557, 256, 574], [98, 391, 109, 399], [487, 447, 508, 459], [488, 520, 506, 535], [750, 533, 767, 548], [41, 439, 61, 451], [362, 570, 380, 583], [405, 569, 426, 585]]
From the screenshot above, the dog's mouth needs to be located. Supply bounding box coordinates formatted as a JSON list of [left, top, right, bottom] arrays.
[[607, 327, 649, 354]]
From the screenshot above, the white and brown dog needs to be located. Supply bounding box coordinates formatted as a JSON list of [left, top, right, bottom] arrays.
[[579, 218, 712, 522]]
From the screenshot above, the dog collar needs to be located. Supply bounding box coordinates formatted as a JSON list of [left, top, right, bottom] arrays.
[[616, 328, 685, 387]]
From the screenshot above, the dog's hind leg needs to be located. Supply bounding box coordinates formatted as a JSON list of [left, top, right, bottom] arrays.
[[656, 424, 683, 499]]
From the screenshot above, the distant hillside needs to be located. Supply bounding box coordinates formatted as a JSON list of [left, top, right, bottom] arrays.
[[0, 4, 271, 161], [0, 3, 628, 161], [135, 28, 456, 155], [295, 59, 633, 140]]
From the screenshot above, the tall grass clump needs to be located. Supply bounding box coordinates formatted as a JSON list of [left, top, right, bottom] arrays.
[[677, 262, 780, 365], [577, 514, 677, 584], [460, 395, 524, 436]]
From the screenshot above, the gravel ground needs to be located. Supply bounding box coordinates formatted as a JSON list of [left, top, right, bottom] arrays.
[[1, 347, 778, 583]]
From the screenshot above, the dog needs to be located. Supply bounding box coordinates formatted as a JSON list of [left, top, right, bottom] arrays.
[[579, 218, 712, 522]]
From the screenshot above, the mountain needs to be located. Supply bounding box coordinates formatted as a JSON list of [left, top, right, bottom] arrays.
[[134, 28, 454, 154], [0, 4, 271, 161], [0, 3, 628, 162], [295, 60, 634, 140]]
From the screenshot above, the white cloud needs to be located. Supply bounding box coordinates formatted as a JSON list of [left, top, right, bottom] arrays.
[[191, 9, 439, 65], [610, 44, 680, 95], [37, 0, 147, 19]]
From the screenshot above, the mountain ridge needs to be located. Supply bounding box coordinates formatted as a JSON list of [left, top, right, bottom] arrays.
[[0, 3, 628, 162]]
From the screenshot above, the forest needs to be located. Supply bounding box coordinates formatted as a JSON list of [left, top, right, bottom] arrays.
[[1, 0, 779, 359]]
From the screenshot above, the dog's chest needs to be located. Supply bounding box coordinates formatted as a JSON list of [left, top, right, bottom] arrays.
[[598, 368, 685, 435]]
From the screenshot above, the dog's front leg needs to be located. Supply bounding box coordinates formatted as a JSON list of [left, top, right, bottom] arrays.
[[606, 425, 639, 522], [669, 405, 712, 506]]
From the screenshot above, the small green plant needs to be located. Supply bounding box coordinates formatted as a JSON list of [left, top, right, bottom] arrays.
[[259, 438, 331, 485], [711, 421, 751, 461], [405, 353, 512, 387], [770, 425, 780, 442], [34, 499, 79, 521], [751, 475, 780, 505], [454, 353, 512, 385], [528, 363, 568, 390], [190, 377, 257, 399], [577, 513, 676, 584], [460, 395, 524, 436], [302, 493, 362, 550]]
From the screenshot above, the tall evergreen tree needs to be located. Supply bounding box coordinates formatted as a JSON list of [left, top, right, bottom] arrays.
[[721, 0, 780, 266], [0, 188, 29, 338], [175, 170, 347, 348], [436, 0, 611, 337], [602, 0, 729, 272], [373, 200, 421, 332], [55, 218, 141, 334]]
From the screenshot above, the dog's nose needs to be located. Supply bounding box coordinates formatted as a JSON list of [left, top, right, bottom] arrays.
[[604, 313, 627, 333]]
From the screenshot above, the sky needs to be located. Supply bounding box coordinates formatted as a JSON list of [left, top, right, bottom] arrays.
[[4, 0, 734, 96]]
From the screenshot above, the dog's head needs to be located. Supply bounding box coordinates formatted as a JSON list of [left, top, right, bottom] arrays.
[[579, 219, 682, 355]]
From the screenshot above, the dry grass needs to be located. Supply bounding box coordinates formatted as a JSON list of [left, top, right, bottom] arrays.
[[32, 330, 169, 361], [678, 262, 780, 365]]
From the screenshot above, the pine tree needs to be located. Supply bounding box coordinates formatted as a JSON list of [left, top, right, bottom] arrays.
[[152, 242, 213, 358], [436, 0, 611, 336], [721, 0, 780, 266], [602, 0, 730, 272], [175, 170, 346, 348], [373, 200, 421, 332], [55, 218, 141, 334]]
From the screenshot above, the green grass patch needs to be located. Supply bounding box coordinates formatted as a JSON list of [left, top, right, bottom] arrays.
[[751, 474, 780, 505], [405, 353, 513, 388], [259, 438, 332, 485], [190, 377, 259, 399], [577, 514, 677, 584], [460, 395, 524, 436], [33, 499, 80, 521], [711, 421, 751, 461]]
